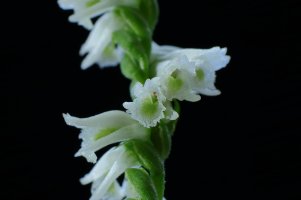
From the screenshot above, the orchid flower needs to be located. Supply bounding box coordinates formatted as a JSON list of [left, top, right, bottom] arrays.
[[156, 55, 201, 102], [63, 110, 149, 163], [123, 77, 166, 128], [80, 145, 139, 200], [79, 12, 124, 69], [153, 43, 230, 97]]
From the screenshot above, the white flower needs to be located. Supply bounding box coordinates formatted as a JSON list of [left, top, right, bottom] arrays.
[[156, 56, 201, 102], [176, 47, 230, 71], [184, 47, 230, 95], [123, 77, 166, 128], [152, 43, 230, 96], [192, 61, 222, 96], [63, 110, 150, 163], [58, 0, 138, 30], [81, 145, 139, 200], [80, 12, 123, 69]]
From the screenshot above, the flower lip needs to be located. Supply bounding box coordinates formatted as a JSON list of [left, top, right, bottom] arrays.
[[123, 78, 166, 128], [156, 56, 201, 102]]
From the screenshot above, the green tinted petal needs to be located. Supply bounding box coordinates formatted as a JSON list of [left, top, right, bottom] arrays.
[[85, 0, 101, 8], [94, 127, 118, 140]]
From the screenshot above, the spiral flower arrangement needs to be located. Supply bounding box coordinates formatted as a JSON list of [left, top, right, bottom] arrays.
[[58, 0, 230, 199]]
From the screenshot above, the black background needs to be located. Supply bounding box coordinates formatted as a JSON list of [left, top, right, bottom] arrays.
[[1, 0, 300, 199]]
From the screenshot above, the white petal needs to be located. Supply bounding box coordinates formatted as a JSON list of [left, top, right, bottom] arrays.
[[156, 56, 200, 102], [152, 43, 230, 71], [151, 42, 180, 60], [197, 88, 221, 96], [131, 81, 144, 98], [89, 146, 138, 200], [63, 110, 135, 129], [132, 78, 165, 101], [194, 47, 230, 70], [79, 13, 123, 69], [75, 123, 149, 161], [62, 0, 138, 29], [58, 0, 76, 9], [90, 180, 123, 200], [80, 146, 124, 184], [123, 98, 166, 128]]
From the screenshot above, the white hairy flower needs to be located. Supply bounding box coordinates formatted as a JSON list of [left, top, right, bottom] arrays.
[[184, 47, 230, 95], [123, 77, 166, 128], [156, 56, 201, 102], [58, 0, 138, 29], [152, 43, 230, 96], [80, 12, 123, 69], [63, 110, 150, 163], [81, 145, 139, 200]]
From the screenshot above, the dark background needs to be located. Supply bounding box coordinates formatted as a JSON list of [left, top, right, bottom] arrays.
[[1, 0, 300, 199]]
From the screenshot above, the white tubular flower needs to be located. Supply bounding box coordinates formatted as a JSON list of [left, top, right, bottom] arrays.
[[152, 43, 230, 96], [185, 47, 230, 96], [58, 0, 138, 30], [192, 61, 223, 96], [63, 110, 150, 163], [123, 77, 166, 128], [80, 12, 123, 70], [81, 145, 139, 200], [156, 56, 201, 102]]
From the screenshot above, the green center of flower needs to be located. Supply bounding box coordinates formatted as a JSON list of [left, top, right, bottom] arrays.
[[86, 0, 100, 8], [140, 96, 158, 117], [94, 127, 118, 140], [167, 70, 183, 92], [196, 68, 205, 81]]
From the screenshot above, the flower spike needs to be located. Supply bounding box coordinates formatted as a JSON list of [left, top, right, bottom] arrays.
[[59, 0, 230, 199]]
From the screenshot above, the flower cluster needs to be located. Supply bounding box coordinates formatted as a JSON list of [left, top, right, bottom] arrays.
[[58, 0, 141, 69], [64, 111, 150, 200], [123, 43, 230, 128], [59, 0, 230, 199]]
